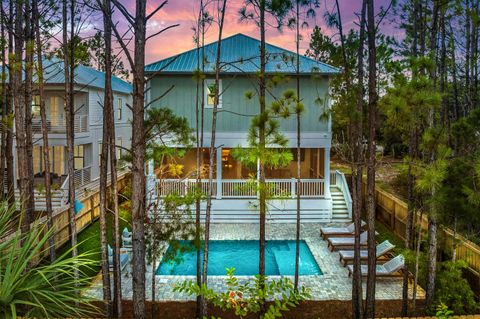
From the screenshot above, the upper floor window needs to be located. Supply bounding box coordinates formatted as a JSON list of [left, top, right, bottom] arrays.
[[205, 79, 222, 108], [74, 145, 84, 170], [117, 98, 123, 121], [32, 95, 40, 117]]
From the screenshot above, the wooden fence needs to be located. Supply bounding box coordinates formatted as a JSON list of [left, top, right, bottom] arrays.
[[364, 181, 480, 281], [45, 171, 130, 252], [3, 172, 130, 261]]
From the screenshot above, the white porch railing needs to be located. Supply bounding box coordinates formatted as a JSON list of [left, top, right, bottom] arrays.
[[156, 178, 325, 199], [156, 179, 217, 197], [32, 114, 89, 134], [222, 179, 257, 198], [331, 170, 352, 218], [73, 166, 92, 187]]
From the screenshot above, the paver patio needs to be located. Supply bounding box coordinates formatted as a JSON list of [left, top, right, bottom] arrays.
[[87, 223, 425, 301]]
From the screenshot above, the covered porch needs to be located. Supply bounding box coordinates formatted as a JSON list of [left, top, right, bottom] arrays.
[[151, 147, 331, 199], [29, 144, 93, 188]]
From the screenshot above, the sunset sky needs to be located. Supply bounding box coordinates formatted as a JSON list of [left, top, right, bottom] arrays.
[[114, 0, 400, 65]]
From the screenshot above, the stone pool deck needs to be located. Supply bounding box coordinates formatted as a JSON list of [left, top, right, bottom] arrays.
[[87, 223, 425, 301]]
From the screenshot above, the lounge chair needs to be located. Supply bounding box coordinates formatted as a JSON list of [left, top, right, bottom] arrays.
[[108, 245, 129, 271], [338, 240, 395, 266], [320, 221, 367, 239], [347, 255, 405, 277], [122, 227, 132, 249], [327, 231, 370, 251]]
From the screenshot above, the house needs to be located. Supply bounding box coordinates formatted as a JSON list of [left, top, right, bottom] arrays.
[[10, 58, 132, 210], [144, 33, 351, 223]]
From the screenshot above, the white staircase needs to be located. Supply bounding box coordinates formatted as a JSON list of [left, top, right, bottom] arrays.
[[330, 186, 351, 222], [14, 189, 65, 211]]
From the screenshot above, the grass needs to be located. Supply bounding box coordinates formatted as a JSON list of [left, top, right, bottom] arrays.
[[375, 220, 405, 254], [56, 203, 132, 279]]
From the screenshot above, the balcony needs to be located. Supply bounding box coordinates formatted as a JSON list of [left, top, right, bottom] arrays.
[[32, 114, 89, 134], [73, 166, 92, 187]]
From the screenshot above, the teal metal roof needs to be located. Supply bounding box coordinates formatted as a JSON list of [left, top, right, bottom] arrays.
[[41, 57, 132, 94], [1, 57, 132, 94], [145, 33, 340, 75]]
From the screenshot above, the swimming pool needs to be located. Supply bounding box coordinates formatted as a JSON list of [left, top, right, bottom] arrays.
[[156, 240, 322, 276]]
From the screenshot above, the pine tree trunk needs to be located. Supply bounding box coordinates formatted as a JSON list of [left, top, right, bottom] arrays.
[[401, 2, 420, 313], [33, 0, 56, 262], [450, 27, 460, 122], [5, 1, 14, 208], [425, 2, 439, 310], [12, 0, 31, 236], [98, 0, 113, 315], [24, 0, 35, 226], [0, 4, 6, 202], [412, 211, 423, 315], [352, 1, 367, 317], [194, 3, 204, 316], [63, 0, 79, 285], [258, 5, 267, 314], [365, 0, 378, 317], [402, 131, 416, 315], [294, 0, 301, 292], [109, 69, 122, 319], [102, 0, 123, 315], [201, 2, 227, 316], [425, 201, 438, 310], [465, 0, 471, 116], [131, 1, 148, 317]]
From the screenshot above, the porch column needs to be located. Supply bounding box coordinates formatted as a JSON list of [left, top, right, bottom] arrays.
[[216, 147, 222, 199], [324, 148, 331, 199]]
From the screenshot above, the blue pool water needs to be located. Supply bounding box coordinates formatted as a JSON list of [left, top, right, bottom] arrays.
[[156, 240, 322, 276]]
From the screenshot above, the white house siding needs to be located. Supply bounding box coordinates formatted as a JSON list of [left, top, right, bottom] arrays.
[[88, 87, 132, 180], [28, 85, 132, 184]]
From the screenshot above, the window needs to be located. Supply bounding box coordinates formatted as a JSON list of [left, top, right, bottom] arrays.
[[32, 95, 41, 117], [74, 145, 84, 170], [98, 141, 103, 164], [116, 138, 122, 159], [50, 96, 63, 127], [117, 98, 122, 120], [205, 79, 222, 108]]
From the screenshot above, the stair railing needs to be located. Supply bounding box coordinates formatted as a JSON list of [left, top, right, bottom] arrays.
[[333, 170, 352, 219]]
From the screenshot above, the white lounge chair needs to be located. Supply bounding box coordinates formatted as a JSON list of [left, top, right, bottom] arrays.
[[122, 227, 132, 249], [347, 254, 405, 277], [320, 221, 367, 239], [327, 231, 370, 251], [338, 240, 396, 266]]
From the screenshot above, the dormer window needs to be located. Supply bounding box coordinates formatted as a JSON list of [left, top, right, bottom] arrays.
[[205, 79, 222, 108]]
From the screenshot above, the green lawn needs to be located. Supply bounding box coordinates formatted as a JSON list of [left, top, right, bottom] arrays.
[[56, 205, 132, 279], [375, 220, 405, 253]]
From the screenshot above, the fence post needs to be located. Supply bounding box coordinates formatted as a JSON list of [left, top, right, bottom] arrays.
[[391, 200, 396, 233], [291, 178, 296, 199]]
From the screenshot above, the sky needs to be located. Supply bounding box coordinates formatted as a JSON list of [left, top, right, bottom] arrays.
[[114, 0, 401, 65]]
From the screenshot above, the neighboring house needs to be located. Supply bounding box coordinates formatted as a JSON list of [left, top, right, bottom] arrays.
[[144, 33, 352, 223], [9, 58, 132, 210]]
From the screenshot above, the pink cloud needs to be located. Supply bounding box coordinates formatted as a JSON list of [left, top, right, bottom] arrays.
[[116, 0, 399, 65]]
